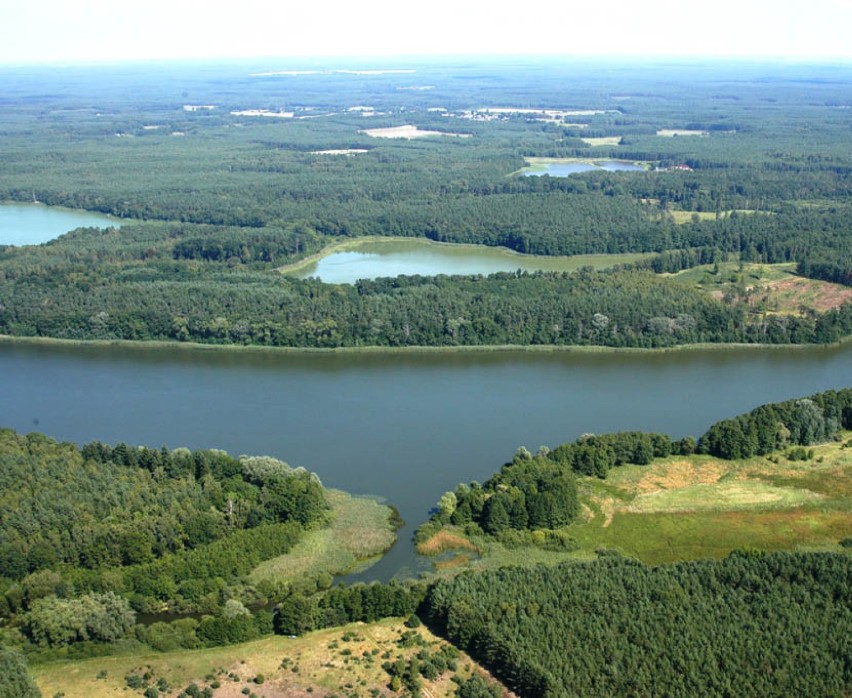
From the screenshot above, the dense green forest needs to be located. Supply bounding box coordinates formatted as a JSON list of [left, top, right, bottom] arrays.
[[423, 551, 852, 697], [0, 429, 349, 656], [2, 60, 852, 348]]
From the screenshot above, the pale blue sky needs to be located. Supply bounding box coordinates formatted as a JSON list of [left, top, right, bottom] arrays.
[[1, 0, 851, 64]]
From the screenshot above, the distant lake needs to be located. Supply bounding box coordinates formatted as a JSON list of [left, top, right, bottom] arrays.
[[288, 238, 648, 284], [0, 203, 119, 245], [524, 160, 646, 177]]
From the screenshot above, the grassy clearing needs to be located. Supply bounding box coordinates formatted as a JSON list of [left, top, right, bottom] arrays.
[[580, 136, 621, 146], [250, 490, 397, 584], [568, 439, 852, 563], [423, 437, 852, 572], [670, 261, 852, 315], [33, 619, 508, 698], [666, 209, 765, 224]]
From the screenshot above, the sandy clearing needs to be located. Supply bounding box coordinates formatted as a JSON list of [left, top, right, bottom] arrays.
[[360, 124, 469, 139], [311, 149, 369, 155], [657, 129, 708, 136]]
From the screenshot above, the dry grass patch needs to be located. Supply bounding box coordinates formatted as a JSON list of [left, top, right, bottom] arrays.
[[417, 528, 480, 555], [633, 459, 728, 494], [435, 552, 474, 570], [763, 275, 852, 313], [626, 481, 822, 514], [35, 620, 510, 698]]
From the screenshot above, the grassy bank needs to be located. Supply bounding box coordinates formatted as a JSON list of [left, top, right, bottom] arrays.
[[3, 332, 849, 358], [250, 490, 399, 584]]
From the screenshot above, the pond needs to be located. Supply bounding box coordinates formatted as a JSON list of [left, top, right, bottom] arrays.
[[288, 238, 648, 284], [0, 203, 120, 246], [1, 340, 850, 581], [524, 160, 646, 177]]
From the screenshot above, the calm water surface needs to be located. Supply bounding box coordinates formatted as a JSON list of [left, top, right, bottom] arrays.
[[1, 341, 850, 580], [0, 203, 119, 245], [291, 239, 632, 284], [524, 160, 646, 177]]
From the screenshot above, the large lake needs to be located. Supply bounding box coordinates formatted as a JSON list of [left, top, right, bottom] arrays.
[[0, 203, 119, 246], [290, 239, 646, 284], [1, 341, 850, 580]]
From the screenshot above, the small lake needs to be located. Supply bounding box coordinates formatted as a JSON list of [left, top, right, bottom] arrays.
[[289, 238, 645, 284], [1, 341, 850, 581], [0, 203, 119, 246], [524, 160, 646, 177]]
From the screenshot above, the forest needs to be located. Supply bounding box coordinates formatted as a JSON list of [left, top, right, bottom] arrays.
[[1, 60, 852, 349]]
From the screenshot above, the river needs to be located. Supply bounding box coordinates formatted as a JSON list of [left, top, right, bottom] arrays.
[[1, 340, 850, 580]]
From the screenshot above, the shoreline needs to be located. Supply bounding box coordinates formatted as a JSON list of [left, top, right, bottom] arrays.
[[2, 333, 849, 357]]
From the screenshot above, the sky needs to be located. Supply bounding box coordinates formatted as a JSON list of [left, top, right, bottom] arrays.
[[1, 0, 852, 65]]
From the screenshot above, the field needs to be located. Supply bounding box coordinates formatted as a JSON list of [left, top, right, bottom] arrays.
[[32, 619, 511, 698], [665, 209, 765, 224], [359, 125, 469, 139], [418, 435, 852, 570], [250, 490, 398, 584], [580, 136, 621, 146], [571, 442, 852, 563], [671, 262, 852, 315]]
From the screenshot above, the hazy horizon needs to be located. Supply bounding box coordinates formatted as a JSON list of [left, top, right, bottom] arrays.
[[2, 0, 852, 66]]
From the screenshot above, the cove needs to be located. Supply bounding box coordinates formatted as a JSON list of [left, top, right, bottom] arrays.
[[1, 340, 850, 580], [286, 238, 649, 284], [0, 203, 119, 246]]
